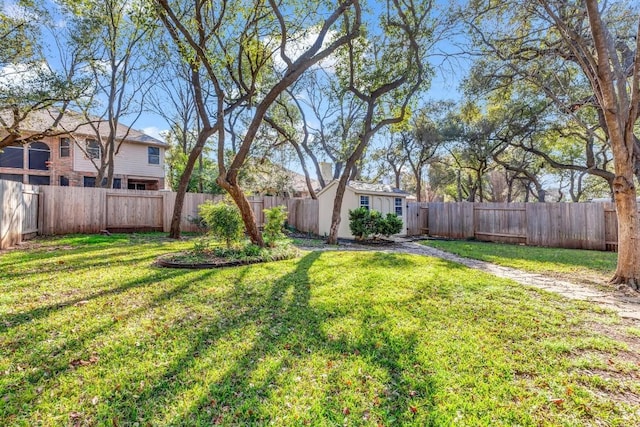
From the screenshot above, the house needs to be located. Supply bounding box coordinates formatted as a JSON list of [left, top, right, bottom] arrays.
[[0, 110, 166, 190], [317, 180, 409, 238]]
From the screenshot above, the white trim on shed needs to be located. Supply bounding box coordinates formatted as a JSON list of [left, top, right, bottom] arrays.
[[317, 180, 409, 238]]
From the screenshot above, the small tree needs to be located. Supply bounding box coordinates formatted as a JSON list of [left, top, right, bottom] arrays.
[[198, 201, 244, 249], [263, 205, 288, 247]]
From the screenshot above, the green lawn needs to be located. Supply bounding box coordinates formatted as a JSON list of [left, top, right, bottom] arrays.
[[422, 239, 618, 286], [1, 234, 639, 426]]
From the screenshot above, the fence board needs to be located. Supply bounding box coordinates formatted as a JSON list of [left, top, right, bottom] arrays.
[[526, 203, 605, 250], [21, 185, 40, 235], [106, 193, 164, 231], [428, 202, 474, 239], [0, 180, 25, 249], [474, 203, 526, 244], [406, 202, 428, 236]]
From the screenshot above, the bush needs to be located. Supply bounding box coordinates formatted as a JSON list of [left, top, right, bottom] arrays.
[[198, 200, 245, 248], [263, 205, 288, 247], [348, 207, 403, 240], [379, 213, 403, 236]]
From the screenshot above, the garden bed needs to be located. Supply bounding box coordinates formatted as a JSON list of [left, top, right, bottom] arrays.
[[156, 249, 299, 269], [155, 243, 300, 269]]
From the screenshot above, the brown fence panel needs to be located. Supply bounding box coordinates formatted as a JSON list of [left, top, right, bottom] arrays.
[[180, 192, 221, 232], [41, 186, 107, 234], [603, 202, 618, 251], [406, 202, 428, 236], [428, 202, 474, 239], [106, 192, 164, 231], [474, 203, 526, 244], [406, 203, 420, 236], [0, 180, 25, 249], [526, 203, 605, 250], [21, 185, 40, 236]]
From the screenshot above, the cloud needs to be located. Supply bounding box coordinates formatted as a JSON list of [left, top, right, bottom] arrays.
[[142, 126, 167, 142], [0, 62, 49, 89], [269, 28, 340, 73]]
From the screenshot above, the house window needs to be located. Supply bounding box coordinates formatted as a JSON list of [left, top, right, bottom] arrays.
[[28, 142, 50, 170], [360, 195, 370, 210], [103, 178, 122, 189], [395, 197, 403, 216], [0, 145, 24, 168], [83, 176, 96, 187], [0, 173, 23, 182], [148, 146, 160, 164], [28, 175, 50, 185], [86, 139, 100, 159], [59, 176, 69, 186], [60, 138, 70, 157], [128, 181, 146, 190]]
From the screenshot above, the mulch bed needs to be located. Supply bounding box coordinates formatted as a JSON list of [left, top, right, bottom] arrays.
[[155, 252, 298, 269]]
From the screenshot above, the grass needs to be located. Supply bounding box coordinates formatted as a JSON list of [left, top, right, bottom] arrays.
[[421, 239, 618, 286], [1, 233, 639, 426]]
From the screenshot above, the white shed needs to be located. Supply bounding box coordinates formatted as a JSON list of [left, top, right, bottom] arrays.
[[317, 180, 409, 239]]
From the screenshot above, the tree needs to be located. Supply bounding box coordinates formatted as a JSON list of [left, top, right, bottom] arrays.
[[154, 0, 362, 245], [325, 0, 433, 244], [1, 3, 90, 150], [401, 103, 452, 201], [467, 0, 640, 289], [60, 0, 159, 188]]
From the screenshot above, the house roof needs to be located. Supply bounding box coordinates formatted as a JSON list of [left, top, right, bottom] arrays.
[[289, 170, 320, 193], [2, 108, 167, 147], [317, 180, 410, 197]]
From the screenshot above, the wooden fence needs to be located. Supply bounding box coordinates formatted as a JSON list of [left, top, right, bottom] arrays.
[[0, 180, 40, 249], [2, 178, 636, 252], [406, 201, 637, 251], [36, 187, 319, 236]]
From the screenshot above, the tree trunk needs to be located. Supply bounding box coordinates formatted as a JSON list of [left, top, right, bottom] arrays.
[[168, 132, 210, 238], [610, 174, 640, 290], [415, 169, 423, 202], [583, 0, 640, 289], [217, 177, 264, 246]]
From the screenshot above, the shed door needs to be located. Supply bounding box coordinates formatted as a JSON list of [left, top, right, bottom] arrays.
[[372, 196, 392, 215]]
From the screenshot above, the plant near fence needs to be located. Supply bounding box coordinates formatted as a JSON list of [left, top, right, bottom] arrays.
[[263, 205, 288, 247], [349, 207, 403, 240], [198, 200, 245, 248]]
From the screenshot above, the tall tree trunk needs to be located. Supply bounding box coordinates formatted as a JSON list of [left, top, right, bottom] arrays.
[[415, 169, 423, 202], [217, 177, 264, 246], [327, 174, 350, 245], [584, 0, 640, 289], [169, 131, 211, 238]]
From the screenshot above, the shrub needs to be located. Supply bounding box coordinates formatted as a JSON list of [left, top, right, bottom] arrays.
[[198, 200, 245, 248], [348, 207, 403, 240], [379, 213, 403, 236], [263, 205, 288, 247], [349, 207, 375, 240]]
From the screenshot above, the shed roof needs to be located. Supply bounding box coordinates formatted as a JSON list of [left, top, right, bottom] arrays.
[[317, 180, 410, 197]]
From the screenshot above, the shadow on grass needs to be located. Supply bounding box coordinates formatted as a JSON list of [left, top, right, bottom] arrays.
[[95, 251, 437, 425], [1, 268, 220, 413], [0, 240, 179, 280], [0, 268, 192, 333]]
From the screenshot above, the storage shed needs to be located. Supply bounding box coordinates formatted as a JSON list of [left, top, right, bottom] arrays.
[[317, 180, 409, 239]]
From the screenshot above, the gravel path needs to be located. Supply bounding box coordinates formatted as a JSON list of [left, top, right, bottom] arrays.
[[297, 239, 640, 321]]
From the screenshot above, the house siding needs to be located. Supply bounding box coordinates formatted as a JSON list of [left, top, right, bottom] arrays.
[[73, 140, 164, 177], [0, 133, 165, 188], [317, 181, 407, 239]]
